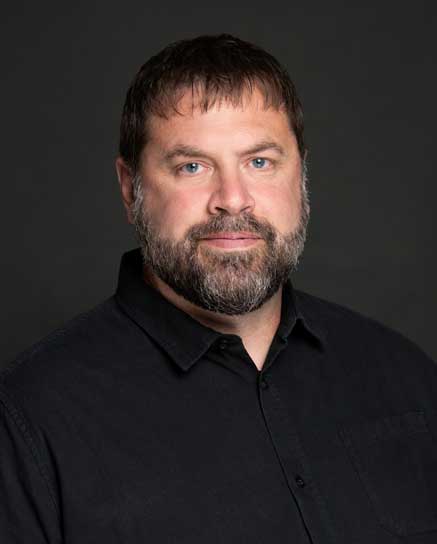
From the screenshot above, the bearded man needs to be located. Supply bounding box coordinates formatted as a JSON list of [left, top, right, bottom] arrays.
[[1, 34, 437, 544]]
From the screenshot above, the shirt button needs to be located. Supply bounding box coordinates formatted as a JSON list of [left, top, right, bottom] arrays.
[[295, 475, 306, 488], [260, 376, 269, 390]]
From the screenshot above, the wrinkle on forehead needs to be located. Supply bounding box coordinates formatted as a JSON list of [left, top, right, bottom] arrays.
[[142, 88, 298, 171]]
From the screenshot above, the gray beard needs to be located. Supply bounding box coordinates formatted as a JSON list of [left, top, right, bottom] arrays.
[[131, 167, 310, 315]]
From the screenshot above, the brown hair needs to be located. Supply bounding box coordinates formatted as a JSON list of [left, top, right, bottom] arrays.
[[119, 34, 305, 172]]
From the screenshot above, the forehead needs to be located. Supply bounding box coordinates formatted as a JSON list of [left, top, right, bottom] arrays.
[[145, 88, 295, 152]]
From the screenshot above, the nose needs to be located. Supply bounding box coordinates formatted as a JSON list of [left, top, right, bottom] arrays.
[[207, 170, 255, 216]]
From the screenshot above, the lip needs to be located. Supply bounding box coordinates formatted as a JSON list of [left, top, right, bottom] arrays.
[[200, 232, 261, 240], [199, 232, 262, 249]]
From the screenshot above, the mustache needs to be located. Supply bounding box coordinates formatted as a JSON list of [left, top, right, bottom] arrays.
[[186, 213, 277, 243]]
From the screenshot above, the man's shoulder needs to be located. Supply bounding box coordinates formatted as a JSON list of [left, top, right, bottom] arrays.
[[0, 296, 136, 396], [294, 288, 397, 331], [294, 288, 436, 369]]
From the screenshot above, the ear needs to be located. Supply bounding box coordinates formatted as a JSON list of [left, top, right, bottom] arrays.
[[115, 157, 136, 224]]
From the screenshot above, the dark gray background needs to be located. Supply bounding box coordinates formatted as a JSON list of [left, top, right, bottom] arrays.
[[1, 1, 436, 367]]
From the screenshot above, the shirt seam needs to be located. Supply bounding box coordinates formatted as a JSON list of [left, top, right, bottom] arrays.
[[0, 386, 61, 518]]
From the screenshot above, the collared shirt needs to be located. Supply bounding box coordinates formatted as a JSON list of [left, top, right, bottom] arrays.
[[1, 248, 437, 543]]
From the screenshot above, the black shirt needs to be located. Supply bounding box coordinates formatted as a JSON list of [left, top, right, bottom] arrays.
[[1, 248, 437, 543]]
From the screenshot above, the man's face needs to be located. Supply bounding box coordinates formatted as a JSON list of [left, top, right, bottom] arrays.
[[125, 89, 309, 315]]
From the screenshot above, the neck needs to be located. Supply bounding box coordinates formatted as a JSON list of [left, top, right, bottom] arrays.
[[143, 267, 283, 371]]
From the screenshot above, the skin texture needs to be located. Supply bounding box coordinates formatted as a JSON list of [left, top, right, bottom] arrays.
[[116, 89, 304, 370]]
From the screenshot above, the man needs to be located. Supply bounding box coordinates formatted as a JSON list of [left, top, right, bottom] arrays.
[[1, 34, 436, 544]]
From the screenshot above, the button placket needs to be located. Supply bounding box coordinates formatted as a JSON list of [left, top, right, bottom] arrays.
[[295, 475, 306, 488], [259, 375, 269, 390], [255, 351, 335, 543]]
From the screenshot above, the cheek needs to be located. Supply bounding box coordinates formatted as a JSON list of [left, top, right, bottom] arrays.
[[255, 182, 301, 233], [145, 186, 209, 239]]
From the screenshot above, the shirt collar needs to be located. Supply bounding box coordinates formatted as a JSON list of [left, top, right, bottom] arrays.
[[115, 248, 326, 372], [291, 288, 328, 349]]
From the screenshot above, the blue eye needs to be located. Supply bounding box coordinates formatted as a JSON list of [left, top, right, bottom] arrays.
[[181, 162, 202, 174], [252, 158, 268, 169]]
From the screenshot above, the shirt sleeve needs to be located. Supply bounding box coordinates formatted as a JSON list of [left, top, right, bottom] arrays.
[[0, 387, 62, 544]]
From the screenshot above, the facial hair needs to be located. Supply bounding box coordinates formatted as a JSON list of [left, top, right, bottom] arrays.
[[131, 165, 310, 315]]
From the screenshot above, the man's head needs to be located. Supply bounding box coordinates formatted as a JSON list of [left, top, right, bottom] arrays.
[[116, 34, 310, 315]]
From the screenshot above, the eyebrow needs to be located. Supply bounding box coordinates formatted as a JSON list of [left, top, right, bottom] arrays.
[[161, 139, 286, 164]]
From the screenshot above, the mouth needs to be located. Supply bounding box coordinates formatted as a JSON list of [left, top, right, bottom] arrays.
[[199, 232, 263, 249]]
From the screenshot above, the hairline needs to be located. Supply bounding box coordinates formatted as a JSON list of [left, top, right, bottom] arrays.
[[133, 86, 299, 175]]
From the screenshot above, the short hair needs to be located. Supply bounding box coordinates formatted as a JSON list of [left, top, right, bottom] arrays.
[[119, 34, 305, 172]]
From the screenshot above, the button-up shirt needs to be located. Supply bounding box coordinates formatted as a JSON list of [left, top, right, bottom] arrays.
[[1, 248, 437, 543]]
